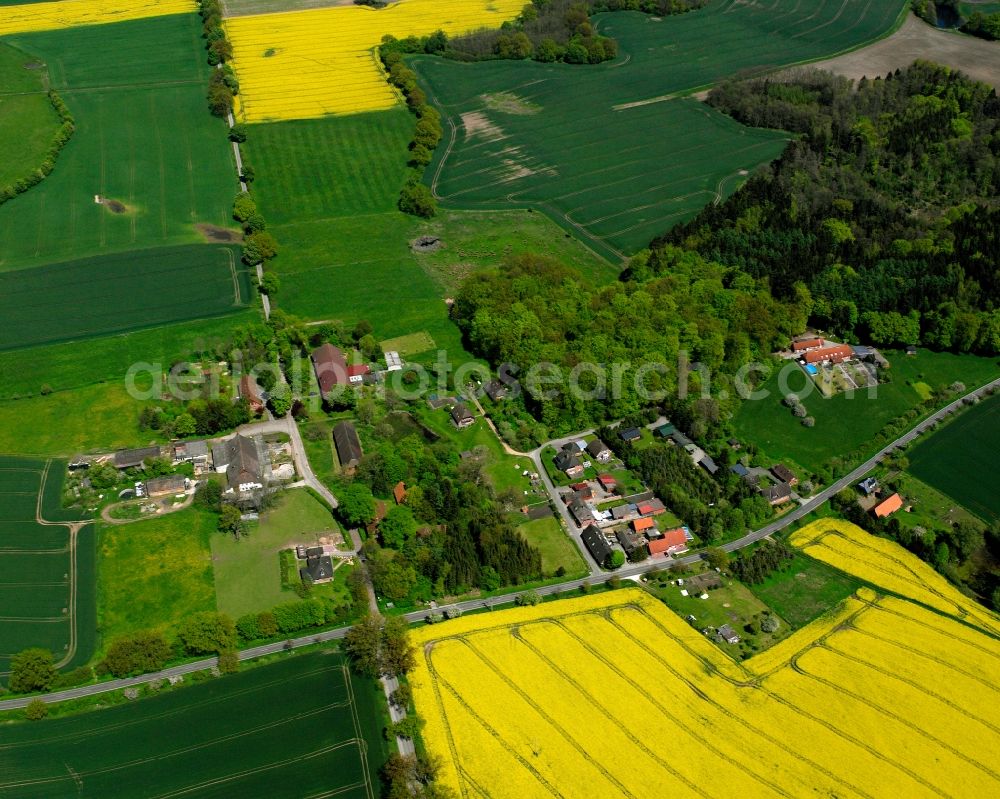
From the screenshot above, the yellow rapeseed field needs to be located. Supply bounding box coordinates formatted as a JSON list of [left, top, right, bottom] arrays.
[[410, 566, 1000, 797], [0, 0, 193, 36], [225, 0, 524, 122]]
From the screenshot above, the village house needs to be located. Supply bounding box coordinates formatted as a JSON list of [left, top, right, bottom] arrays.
[[587, 438, 612, 462], [699, 456, 719, 476], [393, 481, 407, 505], [311, 343, 349, 401], [299, 546, 334, 584], [791, 336, 824, 353], [803, 344, 854, 365], [347, 364, 370, 384], [173, 440, 209, 467], [570, 481, 594, 501], [616, 527, 646, 558], [580, 524, 613, 566], [873, 492, 903, 518], [858, 477, 879, 496], [717, 624, 741, 644], [213, 435, 263, 494], [450, 404, 475, 429], [764, 482, 792, 506], [730, 463, 750, 479], [618, 427, 641, 443], [483, 379, 507, 402], [771, 464, 798, 486], [655, 423, 676, 438], [611, 504, 637, 522], [648, 527, 688, 556], [632, 516, 656, 535], [239, 374, 264, 414], [637, 498, 666, 516], [554, 444, 583, 477], [333, 421, 363, 472], [597, 474, 617, 492], [569, 497, 594, 527]]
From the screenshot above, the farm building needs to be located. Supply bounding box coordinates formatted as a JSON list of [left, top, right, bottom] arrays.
[[648, 527, 688, 556], [384, 350, 403, 371], [616, 527, 646, 558], [239, 374, 264, 414], [144, 474, 186, 498], [858, 477, 879, 496], [618, 427, 641, 442], [717, 624, 741, 644], [213, 435, 263, 494], [173, 440, 209, 466], [114, 446, 162, 470], [764, 483, 792, 505], [587, 439, 612, 462], [311, 343, 349, 400], [450, 404, 475, 429], [873, 493, 903, 518], [483, 379, 507, 402], [333, 421, 363, 472], [791, 337, 824, 352], [771, 464, 797, 485], [580, 524, 613, 565], [347, 364, 370, 384], [803, 344, 853, 365]]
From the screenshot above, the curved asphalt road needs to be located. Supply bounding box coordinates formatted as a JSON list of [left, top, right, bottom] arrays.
[[2, 377, 996, 711]]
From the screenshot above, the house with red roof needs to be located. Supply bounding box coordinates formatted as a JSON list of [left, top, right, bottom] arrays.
[[347, 364, 370, 384], [792, 337, 823, 352], [803, 344, 853, 365], [873, 492, 903, 518], [648, 527, 688, 556], [632, 517, 656, 534], [597, 474, 617, 491], [637, 498, 666, 516]]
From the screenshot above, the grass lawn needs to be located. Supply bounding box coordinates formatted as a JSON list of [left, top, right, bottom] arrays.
[[889, 471, 986, 533], [733, 350, 1000, 475], [0, 382, 162, 456], [212, 488, 344, 618], [749, 551, 861, 629], [0, 42, 60, 188], [907, 390, 1000, 523], [96, 506, 216, 651], [516, 515, 588, 578]]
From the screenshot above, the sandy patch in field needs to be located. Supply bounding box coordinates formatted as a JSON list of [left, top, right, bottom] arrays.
[[196, 223, 244, 243], [799, 15, 1000, 88], [461, 111, 504, 141]]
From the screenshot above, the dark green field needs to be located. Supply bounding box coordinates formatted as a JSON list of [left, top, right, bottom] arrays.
[[0, 14, 238, 270], [750, 551, 861, 628], [0, 457, 94, 674], [908, 391, 1000, 522], [0, 651, 386, 798], [415, 0, 905, 256], [0, 244, 251, 350]]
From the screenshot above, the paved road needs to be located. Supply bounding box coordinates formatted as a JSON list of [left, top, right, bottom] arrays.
[[3, 378, 996, 712]]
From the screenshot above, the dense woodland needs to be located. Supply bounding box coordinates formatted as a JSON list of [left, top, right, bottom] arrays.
[[663, 63, 1000, 353]]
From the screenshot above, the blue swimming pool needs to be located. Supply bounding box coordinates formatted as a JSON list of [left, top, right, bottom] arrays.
[[804, 364, 818, 375]]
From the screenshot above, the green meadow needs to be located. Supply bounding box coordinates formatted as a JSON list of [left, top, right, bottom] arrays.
[[414, 0, 905, 256], [0, 41, 60, 189]]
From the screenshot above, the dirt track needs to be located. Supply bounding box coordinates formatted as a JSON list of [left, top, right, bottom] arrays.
[[798, 15, 1000, 87]]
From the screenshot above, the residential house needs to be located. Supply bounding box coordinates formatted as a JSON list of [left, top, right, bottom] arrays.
[[554, 445, 583, 477], [333, 421, 363, 472], [483, 379, 507, 402], [764, 482, 792, 506], [771, 464, 798, 486], [426, 394, 455, 410], [873, 493, 903, 518], [632, 517, 656, 534], [347, 364, 370, 384], [597, 474, 617, 492], [587, 439, 612, 463], [730, 463, 750, 479], [611, 504, 636, 522], [300, 550, 334, 584], [699, 456, 719, 476], [580, 524, 613, 566], [173, 440, 209, 466], [570, 481, 594, 501], [450, 404, 475, 429], [114, 446, 162, 470], [569, 497, 594, 527], [618, 427, 641, 443], [717, 624, 741, 644], [393, 481, 407, 505], [311, 343, 349, 401], [214, 435, 263, 494], [655, 423, 676, 438], [858, 477, 879, 496], [791, 337, 824, 352], [670, 430, 693, 448], [239, 374, 264, 414], [616, 527, 646, 558], [637, 498, 666, 517], [145, 474, 186, 498], [648, 527, 688, 556], [803, 344, 853, 365], [384, 351, 403, 371]]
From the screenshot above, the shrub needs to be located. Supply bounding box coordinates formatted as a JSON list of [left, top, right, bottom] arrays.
[[24, 699, 48, 721], [177, 611, 237, 655], [8, 648, 56, 694], [217, 650, 240, 674], [101, 630, 172, 678], [398, 181, 436, 218], [229, 123, 248, 142]]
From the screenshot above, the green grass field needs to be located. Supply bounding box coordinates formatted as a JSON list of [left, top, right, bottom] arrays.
[[212, 488, 345, 617], [0, 41, 60, 189], [0, 457, 93, 673], [733, 350, 1000, 474], [749, 551, 861, 628], [414, 1, 905, 256], [0, 650, 387, 799], [0, 244, 251, 351], [907, 391, 1000, 522], [517, 515, 588, 578], [0, 14, 237, 270], [96, 506, 216, 650], [246, 112, 617, 358]]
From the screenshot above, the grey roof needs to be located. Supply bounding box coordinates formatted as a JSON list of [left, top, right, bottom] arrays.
[[185, 440, 209, 459], [333, 421, 363, 469], [765, 482, 792, 503], [718, 624, 740, 642], [483, 380, 506, 401], [619, 427, 641, 441], [569, 498, 593, 524], [581, 525, 612, 565], [114, 446, 162, 469], [224, 435, 262, 490], [611, 504, 634, 520], [858, 477, 879, 495], [554, 449, 580, 471], [145, 474, 186, 494], [300, 554, 334, 582], [670, 431, 693, 447], [615, 527, 645, 554], [587, 439, 610, 457], [450, 404, 474, 424], [699, 457, 719, 475], [730, 463, 750, 477]]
